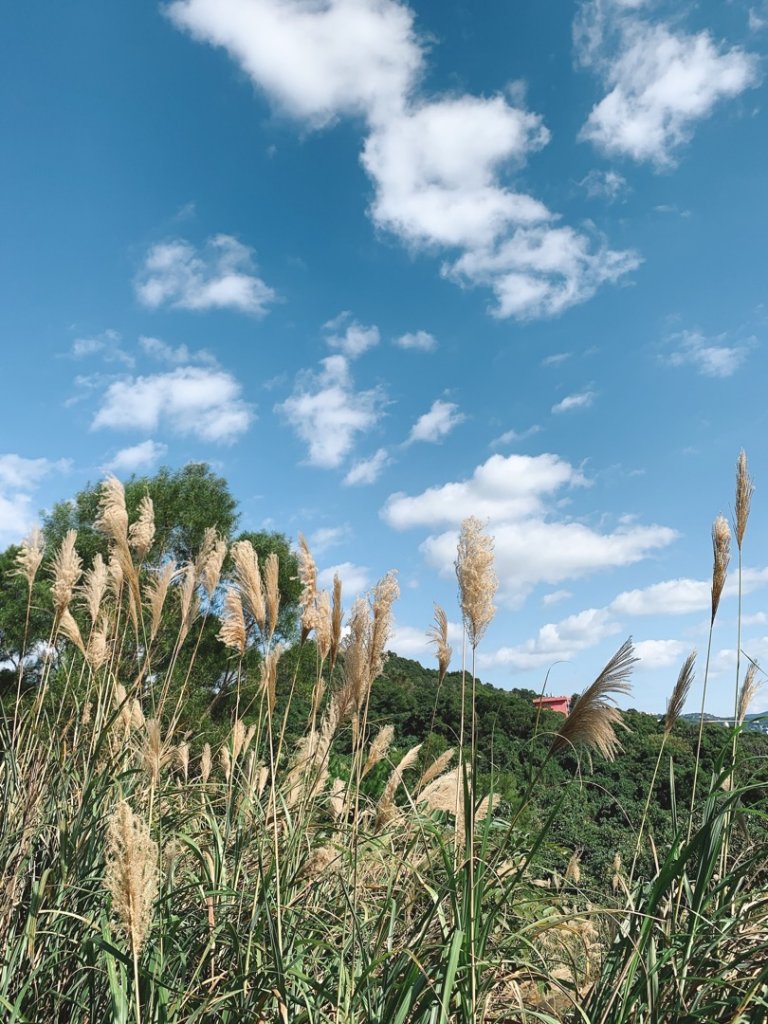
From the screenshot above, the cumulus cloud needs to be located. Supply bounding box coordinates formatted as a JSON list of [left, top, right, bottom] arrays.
[[317, 561, 370, 596], [169, 0, 638, 320], [383, 451, 675, 604], [575, 1, 760, 166], [135, 234, 276, 315], [324, 312, 380, 359], [552, 390, 596, 414], [92, 367, 254, 443], [344, 448, 390, 486], [105, 440, 169, 474], [479, 606, 621, 671], [0, 454, 70, 545], [406, 400, 465, 444], [633, 639, 689, 670], [393, 329, 437, 351], [383, 453, 586, 529], [277, 355, 385, 468], [667, 329, 754, 378], [166, 0, 423, 125]]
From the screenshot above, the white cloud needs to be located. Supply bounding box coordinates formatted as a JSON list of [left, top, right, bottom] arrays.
[[166, 0, 423, 125], [633, 639, 689, 670], [92, 366, 254, 443], [542, 352, 571, 367], [542, 589, 573, 606], [391, 617, 462, 660], [609, 569, 768, 617], [490, 425, 542, 448], [667, 329, 754, 378], [0, 455, 70, 546], [324, 312, 380, 358], [382, 451, 675, 604], [422, 519, 676, 605], [407, 399, 465, 444], [393, 329, 437, 351], [318, 561, 370, 596], [383, 452, 587, 529], [479, 606, 621, 671], [552, 390, 596, 414], [135, 234, 276, 315], [576, 2, 760, 166], [276, 355, 385, 468], [169, 0, 638, 321], [105, 440, 169, 474], [448, 223, 640, 320], [579, 168, 628, 201], [70, 329, 134, 367], [308, 525, 349, 554], [139, 335, 217, 366], [344, 448, 390, 486]]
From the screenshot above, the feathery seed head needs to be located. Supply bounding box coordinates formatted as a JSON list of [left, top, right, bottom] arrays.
[[735, 449, 754, 550], [104, 800, 158, 956], [565, 852, 581, 885], [218, 587, 247, 657], [230, 718, 246, 761], [50, 529, 83, 618], [231, 540, 266, 635], [315, 590, 332, 661], [201, 743, 212, 785], [362, 724, 395, 779], [375, 743, 422, 829], [368, 571, 399, 683], [14, 527, 44, 589], [58, 607, 85, 654], [550, 639, 636, 762], [96, 476, 129, 548], [260, 645, 282, 716], [711, 515, 731, 625], [79, 553, 108, 624], [199, 529, 227, 600], [128, 495, 155, 561], [178, 563, 200, 646], [455, 517, 497, 649], [220, 744, 232, 782], [298, 534, 319, 641], [427, 605, 452, 683], [417, 747, 456, 793], [738, 662, 761, 725], [145, 560, 177, 644], [664, 651, 696, 736], [176, 741, 190, 783]]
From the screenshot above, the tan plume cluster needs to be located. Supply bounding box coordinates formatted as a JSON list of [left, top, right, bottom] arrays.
[[298, 534, 318, 641], [564, 852, 581, 885], [143, 719, 170, 784], [362, 724, 395, 779], [200, 743, 212, 785], [198, 528, 228, 601], [178, 563, 200, 646], [58, 608, 85, 654], [218, 588, 247, 657], [50, 529, 83, 618], [176, 742, 190, 783], [417, 747, 455, 793], [128, 495, 155, 561], [230, 719, 246, 761], [145, 560, 177, 644], [735, 449, 754, 550], [86, 616, 110, 670], [14, 527, 44, 589], [427, 605, 452, 683], [315, 590, 332, 662], [711, 515, 731, 625], [368, 572, 399, 682], [456, 517, 497, 649], [95, 476, 129, 548], [664, 651, 696, 736], [738, 663, 761, 726], [418, 765, 462, 816], [231, 540, 266, 634], [260, 646, 282, 715], [79, 553, 108, 623], [611, 853, 624, 894], [550, 639, 636, 762], [375, 743, 421, 829], [104, 800, 158, 956], [330, 574, 343, 670]]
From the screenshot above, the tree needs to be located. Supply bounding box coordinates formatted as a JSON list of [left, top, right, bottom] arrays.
[[0, 545, 51, 696], [42, 463, 239, 566]]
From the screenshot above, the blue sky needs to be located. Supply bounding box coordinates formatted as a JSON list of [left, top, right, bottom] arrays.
[[2, 0, 768, 714]]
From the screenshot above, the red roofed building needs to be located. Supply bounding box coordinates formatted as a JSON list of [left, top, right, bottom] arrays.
[[532, 695, 571, 716]]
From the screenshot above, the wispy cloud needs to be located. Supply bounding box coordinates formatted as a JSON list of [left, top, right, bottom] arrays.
[[135, 234, 276, 315], [667, 329, 754, 378], [70, 329, 134, 367], [406, 399, 465, 444], [490, 424, 542, 448], [92, 367, 254, 442], [139, 336, 217, 366], [579, 168, 628, 201], [0, 454, 71, 545], [552, 390, 595, 414], [276, 356, 385, 468], [344, 448, 391, 486]]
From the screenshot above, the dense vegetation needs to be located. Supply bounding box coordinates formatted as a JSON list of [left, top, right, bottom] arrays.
[[2, 459, 768, 1022]]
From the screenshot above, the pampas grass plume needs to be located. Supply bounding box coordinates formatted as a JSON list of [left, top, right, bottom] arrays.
[[664, 651, 696, 736], [711, 515, 731, 625], [104, 800, 158, 957], [128, 495, 155, 561], [14, 527, 44, 589], [456, 516, 497, 649], [427, 604, 452, 683], [735, 449, 754, 550]]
